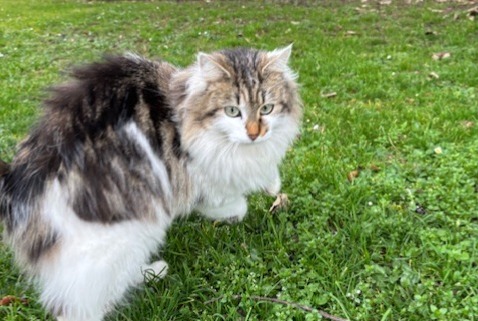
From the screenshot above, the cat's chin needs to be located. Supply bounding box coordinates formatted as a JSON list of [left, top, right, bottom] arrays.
[[231, 135, 271, 145], [237, 139, 267, 146]]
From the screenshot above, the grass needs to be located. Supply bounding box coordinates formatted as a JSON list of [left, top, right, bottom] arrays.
[[1, 0, 478, 320]]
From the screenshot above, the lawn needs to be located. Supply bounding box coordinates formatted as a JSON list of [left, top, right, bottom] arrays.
[[1, 0, 478, 320]]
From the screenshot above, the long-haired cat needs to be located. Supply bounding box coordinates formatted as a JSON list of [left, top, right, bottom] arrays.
[[0, 45, 301, 321]]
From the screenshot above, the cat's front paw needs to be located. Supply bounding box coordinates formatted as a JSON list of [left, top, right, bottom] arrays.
[[265, 174, 281, 196], [218, 215, 243, 225], [139, 260, 168, 282], [199, 196, 248, 223]]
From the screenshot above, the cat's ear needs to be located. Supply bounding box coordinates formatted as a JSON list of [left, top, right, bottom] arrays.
[[262, 44, 293, 73], [197, 52, 231, 79]]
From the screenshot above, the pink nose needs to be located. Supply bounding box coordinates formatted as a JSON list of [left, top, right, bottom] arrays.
[[248, 133, 258, 141]]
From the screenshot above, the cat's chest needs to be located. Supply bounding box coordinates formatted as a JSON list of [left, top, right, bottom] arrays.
[[188, 144, 279, 195]]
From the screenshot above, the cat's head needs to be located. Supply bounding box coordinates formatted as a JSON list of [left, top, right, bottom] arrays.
[[173, 45, 302, 152]]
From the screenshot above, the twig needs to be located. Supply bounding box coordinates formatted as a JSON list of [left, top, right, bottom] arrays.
[[205, 295, 349, 321]]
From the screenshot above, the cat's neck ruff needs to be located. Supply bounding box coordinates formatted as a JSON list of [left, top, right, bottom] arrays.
[[186, 117, 298, 197]]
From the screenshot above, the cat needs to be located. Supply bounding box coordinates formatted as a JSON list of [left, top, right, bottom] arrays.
[[0, 45, 302, 321]]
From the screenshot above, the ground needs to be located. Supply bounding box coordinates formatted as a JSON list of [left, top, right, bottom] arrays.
[[1, 1, 477, 320]]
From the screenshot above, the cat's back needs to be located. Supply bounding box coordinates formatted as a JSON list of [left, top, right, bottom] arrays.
[[2, 54, 179, 234]]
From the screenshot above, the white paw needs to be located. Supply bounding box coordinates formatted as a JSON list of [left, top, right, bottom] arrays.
[[266, 175, 281, 196], [141, 260, 168, 281], [223, 216, 243, 224], [199, 196, 248, 222], [58, 316, 102, 321], [212, 215, 243, 225]]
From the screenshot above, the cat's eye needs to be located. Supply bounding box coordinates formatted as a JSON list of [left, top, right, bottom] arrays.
[[224, 106, 241, 118], [260, 104, 274, 115]]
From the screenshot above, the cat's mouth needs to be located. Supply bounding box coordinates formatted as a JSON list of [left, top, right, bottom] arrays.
[[241, 135, 269, 145]]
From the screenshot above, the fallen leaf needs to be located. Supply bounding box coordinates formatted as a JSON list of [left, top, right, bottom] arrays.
[[432, 52, 451, 60], [347, 170, 360, 182], [269, 193, 289, 213], [467, 6, 478, 20], [322, 91, 337, 98], [355, 7, 367, 14], [347, 164, 380, 182], [0, 296, 29, 306], [461, 120, 474, 129]]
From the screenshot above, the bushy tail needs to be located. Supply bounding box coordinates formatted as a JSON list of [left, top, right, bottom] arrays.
[[0, 159, 11, 220]]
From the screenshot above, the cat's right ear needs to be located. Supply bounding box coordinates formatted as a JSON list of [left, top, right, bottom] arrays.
[[197, 53, 231, 79], [262, 44, 293, 74]]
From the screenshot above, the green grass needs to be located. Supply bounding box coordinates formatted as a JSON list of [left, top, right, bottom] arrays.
[[1, 1, 478, 320]]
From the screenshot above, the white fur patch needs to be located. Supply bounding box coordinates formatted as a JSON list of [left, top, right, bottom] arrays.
[[123, 121, 172, 200], [187, 111, 299, 213], [38, 179, 170, 321]]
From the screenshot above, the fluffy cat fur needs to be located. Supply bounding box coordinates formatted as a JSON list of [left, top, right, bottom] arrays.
[[0, 46, 302, 321]]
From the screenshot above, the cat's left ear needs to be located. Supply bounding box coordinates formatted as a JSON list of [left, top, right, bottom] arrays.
[[197, 52, 232, 79], [262, 44, 293, 73]]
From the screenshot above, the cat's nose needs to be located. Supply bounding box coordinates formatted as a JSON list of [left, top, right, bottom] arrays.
[[248, 133, 259, 141], [246, 121, 260, 141]]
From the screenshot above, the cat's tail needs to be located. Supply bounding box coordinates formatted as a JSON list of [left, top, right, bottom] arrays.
[[0, 159, 11, 221]]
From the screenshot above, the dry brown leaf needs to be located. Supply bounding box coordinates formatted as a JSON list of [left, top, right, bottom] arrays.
[[347, 170, 360, 182], [347, 165, 381, 182], [0, 296, 29, 306], [269, 193, 289, 213], [432, 52, 451, 60]]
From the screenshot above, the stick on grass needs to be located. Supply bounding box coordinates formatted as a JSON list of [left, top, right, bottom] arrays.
[[205, 295, 349, 321]]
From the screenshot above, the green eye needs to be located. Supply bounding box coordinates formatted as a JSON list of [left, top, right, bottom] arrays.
[[260, 103, 274, 115], [224, 106, 241, 118]]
